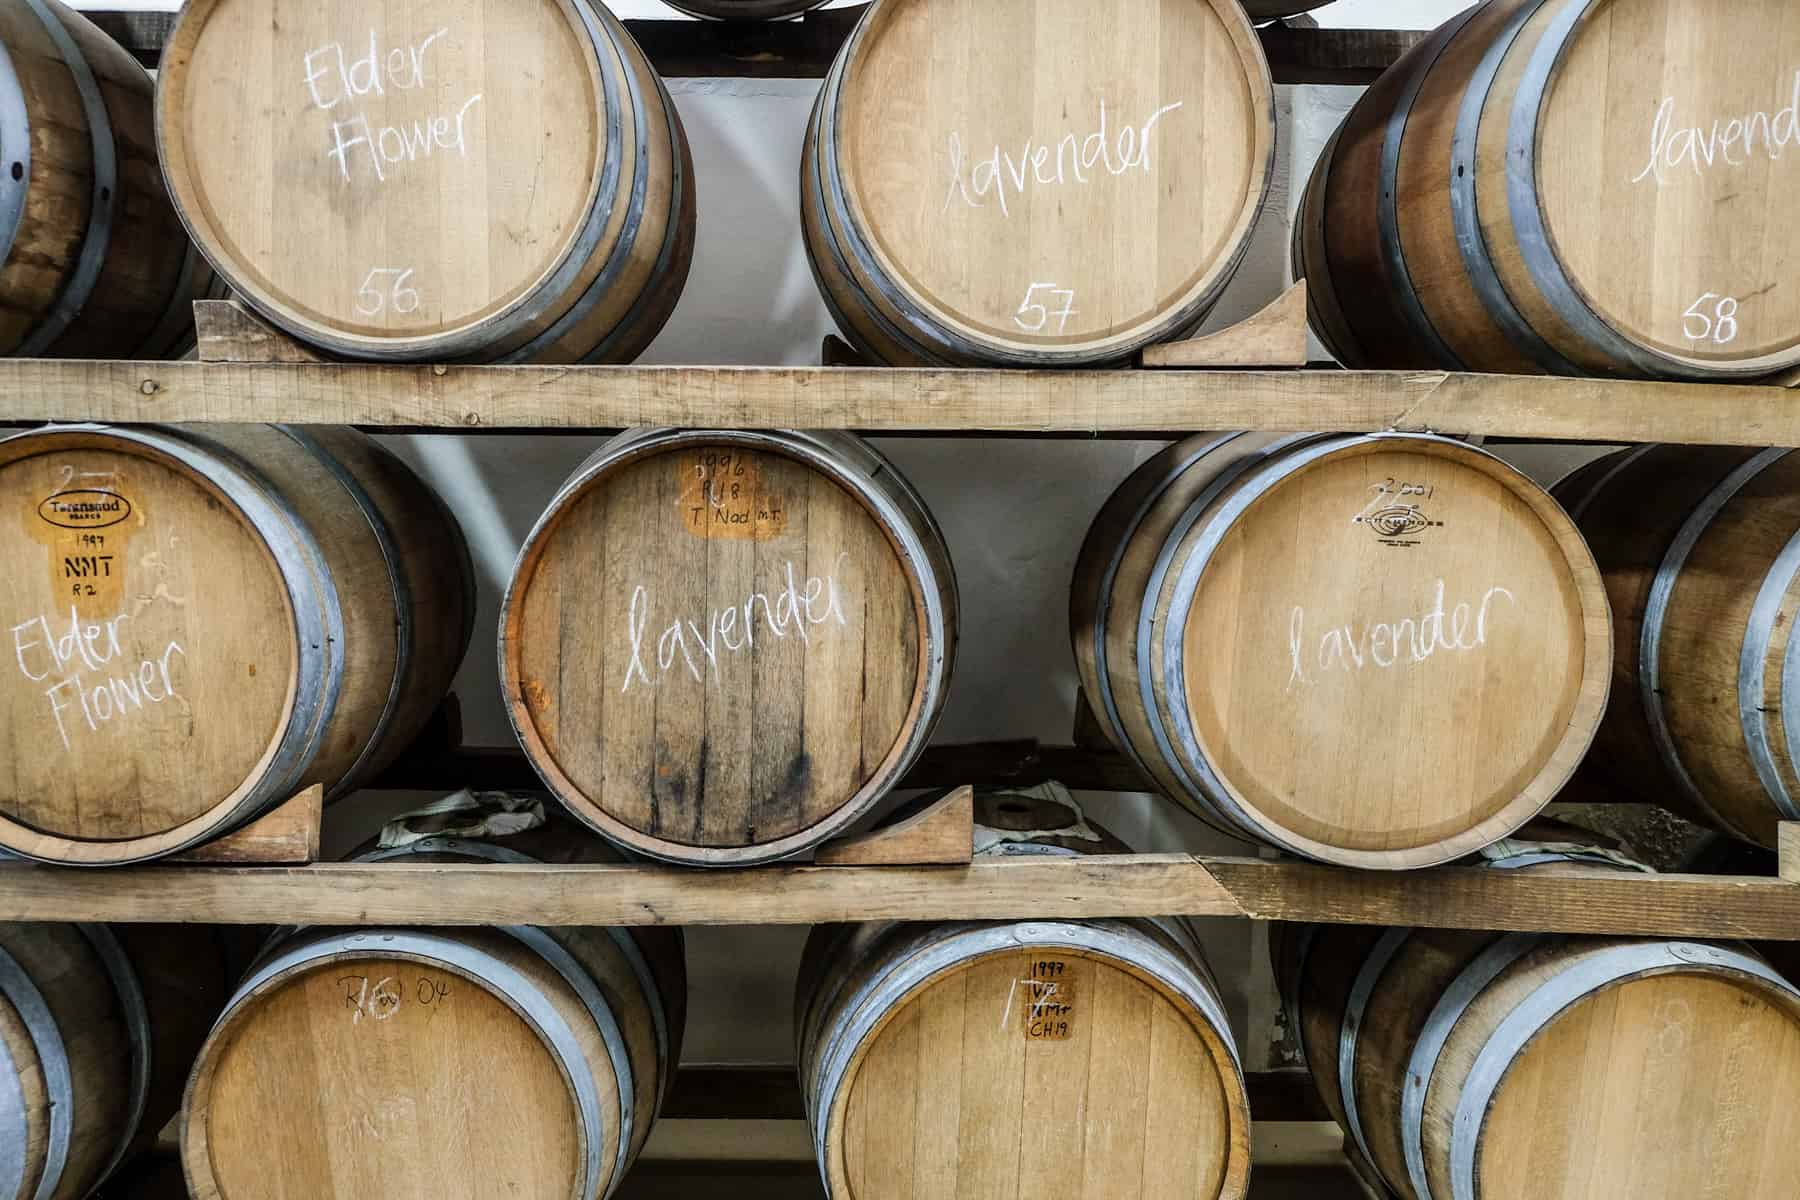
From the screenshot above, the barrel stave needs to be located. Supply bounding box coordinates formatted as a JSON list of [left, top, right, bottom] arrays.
[[1075, 433, 1609, 868], [504, 429, 954, 866], [804, 0, 1274, 368]]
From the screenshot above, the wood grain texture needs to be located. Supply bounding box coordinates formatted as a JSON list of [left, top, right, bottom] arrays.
[[1556, 446, 1800, 848], [165, 784, 322, 865], [0, 859, 1793, 938], [502, 429, 955, 865], [0, 856, 1235, 926], [1298, 0, 1800, 381], [813, 784, 972, 865], [1782, 823, 1800, 883], [12, 356, 1800, 444], [1290, 926, 1800, 1200], [1140, 281, 1310, 369], [0, 424, 472, 863], [182, 923, 665, 1200], [803, 0, 1274, 366], [0, 1, 213, 360], [157, 0, 694, 363], [0, 923, 231, 1200], [194, 300, 326, 364], [797, 811, 1251, 1200], [1072, 432, 1609, 867]]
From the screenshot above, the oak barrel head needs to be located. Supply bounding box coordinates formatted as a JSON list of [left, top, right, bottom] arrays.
[[807, 0, 1274, 366], [186, 952, 587, 1199], [1528, 0, 1800, 376], [1478, 967, 1800, 1198], [157, 0, 690, 363], [503, 431, 953, 865], [1168, 437, 1609, 866], [806, 927, 1251, 1200], [0, 431, 296, 854]]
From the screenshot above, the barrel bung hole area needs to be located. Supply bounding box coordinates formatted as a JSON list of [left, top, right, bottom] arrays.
[[0, 1, 1797, 1199]]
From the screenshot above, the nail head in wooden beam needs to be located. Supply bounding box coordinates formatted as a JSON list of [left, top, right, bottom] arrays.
[[195, 300, 327, 364], [167, 785, 322, 865], [1140, 281, 1310, 369], [815, 785, 973, 865], [1781, 823, 1800, 883]]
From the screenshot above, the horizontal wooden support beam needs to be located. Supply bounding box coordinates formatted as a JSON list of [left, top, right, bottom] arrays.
[[1207, 860, 1800, 941], [2, 360, 1794, 445], [84, 8, 1421, 85], [0, 856, 1794, 938], [0, 855, 1236, 927]]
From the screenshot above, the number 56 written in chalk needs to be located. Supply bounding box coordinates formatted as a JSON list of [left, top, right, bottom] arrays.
[[355, 268, 421, 317]]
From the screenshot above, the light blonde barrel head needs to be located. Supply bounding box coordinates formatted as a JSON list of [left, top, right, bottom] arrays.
[[1176, 439, 1607, 865], [0, 434, 294, 845], [158, 0, 605, 357], [1479, 970, 1800, 1199], [829, 947, 1246, 1200], [191, 957, 583, 1200], [506, 441, 924, 859], [833, 0, 1269, 359], [1534, 0, 1800, 373]]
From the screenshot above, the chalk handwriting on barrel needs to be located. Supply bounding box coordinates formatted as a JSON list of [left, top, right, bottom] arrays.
[[942, 98, 1186, 218], [1015, 283, 1078, 333], [1682, 294, 1741, 344], [1286, 579, 1516, 688], [620, 556, 851, 692], [10, 608, 185, 750], [355, 268, 421, 317], [1631, 70, 1800, 187], [339, 974, 452, 1025], [302, 29, 484, 184]]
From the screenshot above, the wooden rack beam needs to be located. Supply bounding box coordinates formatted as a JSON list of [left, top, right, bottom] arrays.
[[0, 856, 1792, 938], [3, 360, 1794, 445], [84, 8, 1423, 86]]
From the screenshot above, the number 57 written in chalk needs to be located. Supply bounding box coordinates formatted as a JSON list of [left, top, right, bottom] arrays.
[[1015, 282, 1078, 333]]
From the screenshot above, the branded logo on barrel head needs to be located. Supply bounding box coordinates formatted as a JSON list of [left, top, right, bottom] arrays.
[[1353, 480, 1444, 549], [37, 490, 132, 530]]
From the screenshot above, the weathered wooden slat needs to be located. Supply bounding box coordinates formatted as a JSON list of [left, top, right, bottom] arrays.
[[0, 855, 1236, 926], [84, 7, 1420, 85], [1207, 859, 1800, 941], [2, 358, 1795, 444], [0, 856, 1794, 937]]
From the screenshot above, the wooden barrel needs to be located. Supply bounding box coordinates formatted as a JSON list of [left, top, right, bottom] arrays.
[[802, 0, 1274, 367], [1071, 432, 1610, 869], [795, 793, 1251, 1200], [501, 428, 957, 866], [182, 906, 682, 1200], [0, 424, 475, 865], [0, 922, 230, 1200], [156, 0, 695, 364], [1281, 922, 1800, 1200], [1296, 0, 1800, 381], [0, 0, 221, 359], [1553, 445, 1800, 849]]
